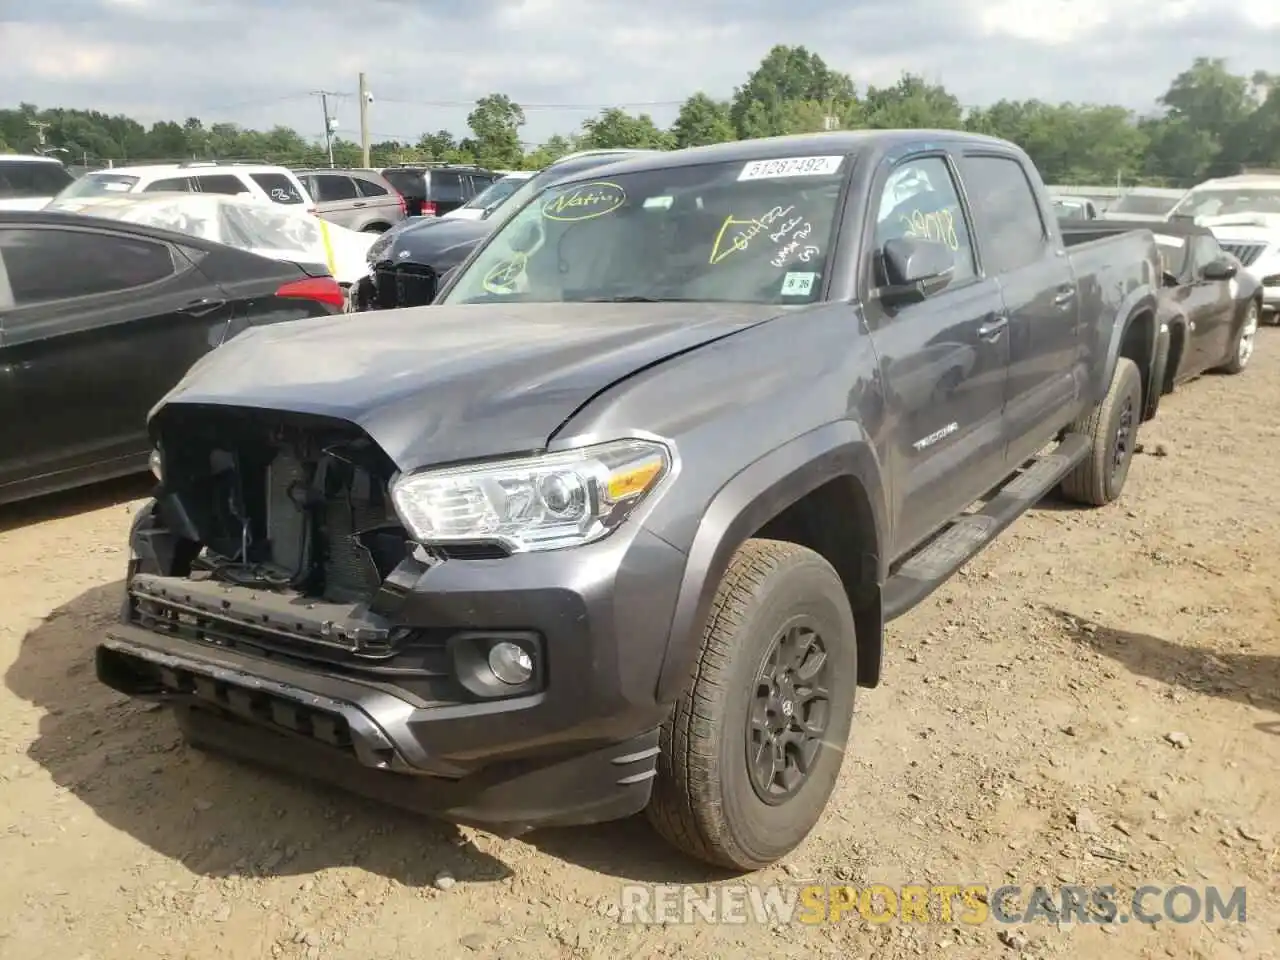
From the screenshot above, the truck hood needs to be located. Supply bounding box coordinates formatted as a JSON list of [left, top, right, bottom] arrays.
[[155, 301, 786, 470], [377, 217, 492, 271]]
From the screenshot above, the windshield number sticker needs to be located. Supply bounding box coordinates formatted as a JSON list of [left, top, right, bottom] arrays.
[[781, 272, 816, 296], [738, 156, 843, 181]]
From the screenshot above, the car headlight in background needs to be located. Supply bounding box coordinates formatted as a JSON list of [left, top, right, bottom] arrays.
[[390, 439, 672, 553]]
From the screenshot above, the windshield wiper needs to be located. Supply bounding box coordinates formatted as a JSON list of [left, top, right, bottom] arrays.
[[580, 296, 701, 303]]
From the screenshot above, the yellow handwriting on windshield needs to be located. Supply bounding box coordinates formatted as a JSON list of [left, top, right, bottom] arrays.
[[709, 206, 794, 264], [542, 182, 626, 221], [899, 208, 959, 250], [482, 252, 527, 294]]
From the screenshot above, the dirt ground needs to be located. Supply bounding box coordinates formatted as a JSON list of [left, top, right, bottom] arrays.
[[2, 336, 1278, 960]]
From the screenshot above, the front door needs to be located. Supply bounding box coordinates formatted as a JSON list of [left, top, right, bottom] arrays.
[[863, 153, 1012, 559]]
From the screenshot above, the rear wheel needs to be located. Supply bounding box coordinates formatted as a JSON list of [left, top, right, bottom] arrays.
[[1217, 301, 1258, 375], [646, 539, 858, 870], [1059, 357, 1142, 507]]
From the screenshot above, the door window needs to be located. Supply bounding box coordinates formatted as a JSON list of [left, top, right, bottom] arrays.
[[873, 156, 976, 286], [311, 174, 358, 202], [193, 174, 250, 195], [957, 155, 1049, 274], [144, 177, 193, 192], [249, 173, 305, 204], [355, 176, 389, 197], [0, 227, 176, 305], [428, 172, 465, 203]]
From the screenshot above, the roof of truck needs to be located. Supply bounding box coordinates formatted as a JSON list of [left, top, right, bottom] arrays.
[[553, 130, 1018, 178]]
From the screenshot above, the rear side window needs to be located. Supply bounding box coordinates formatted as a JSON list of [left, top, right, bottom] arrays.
[[428, 171, 464, 203], [311, 174, 358, 202], [194, 174, 250, 195], [0, 227, 176, 304], [355, 176, 389, 197], [0, 161, 74, 199], [250, 173, 304, 204], [381, 169, 425, 197], [145, 177, 192, 192], [957, 155, 1049, 274]]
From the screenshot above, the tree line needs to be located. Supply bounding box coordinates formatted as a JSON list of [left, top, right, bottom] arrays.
[[3, 48, 1278, 188]]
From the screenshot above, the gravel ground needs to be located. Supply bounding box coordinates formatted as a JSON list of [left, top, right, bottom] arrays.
[[2, 332, 1278, 960]]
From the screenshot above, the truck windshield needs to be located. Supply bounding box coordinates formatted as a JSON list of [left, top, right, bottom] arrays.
[[440, 156, 849, 306]]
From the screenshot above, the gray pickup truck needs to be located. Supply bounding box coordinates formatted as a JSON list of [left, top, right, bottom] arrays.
[[97, 130, 1162, 871]]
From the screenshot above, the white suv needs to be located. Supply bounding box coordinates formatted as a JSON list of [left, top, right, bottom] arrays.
[[48, 162, 315, 211], [0, 155, 75, 211]]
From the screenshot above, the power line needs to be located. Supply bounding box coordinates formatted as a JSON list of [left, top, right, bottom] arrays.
[[375, 96, 685, 111]]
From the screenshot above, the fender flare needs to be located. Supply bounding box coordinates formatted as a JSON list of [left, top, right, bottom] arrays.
[[1100, 288, 1159, 403], [654, 421, 887, 701]]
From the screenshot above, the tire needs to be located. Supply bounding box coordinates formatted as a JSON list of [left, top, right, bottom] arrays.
[[1216, 300, 1258, 375], [1059, 356, 1143, 507], [646, 538, 858, 871]]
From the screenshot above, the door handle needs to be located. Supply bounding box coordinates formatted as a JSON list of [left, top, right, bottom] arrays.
[[178, 298, 227, 318], [978, 316, 1008, 340], [351, 201, 367, 208], [1053, 286, 1075, 305]]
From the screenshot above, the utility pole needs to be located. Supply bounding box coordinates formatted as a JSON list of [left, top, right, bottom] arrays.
[[312, 90, 342, 167], [28, 120, 51, 154], [358, 73, 371, 168]]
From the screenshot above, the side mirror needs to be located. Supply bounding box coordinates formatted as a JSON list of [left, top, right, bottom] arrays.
[[879, 237, 955, 305], [1201, 258, 1237, 281]]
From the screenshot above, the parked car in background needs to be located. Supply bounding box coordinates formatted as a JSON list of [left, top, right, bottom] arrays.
[[50, 162, 314, 211], [47, 192, 376, 288], [0, 210, 345, 506], [1061, 218, 1262, 407], [1099, 186, 1186, 222], [100, 130, 1162, 871], [1052, 196, 1099, 220], [355, 150, 660, 310], [295, 168, 406, 233], [377, 164, 497, 217], [1168, 174, 1280, 324], [0, 155, 75, 211], [443, 171, 534, 221]]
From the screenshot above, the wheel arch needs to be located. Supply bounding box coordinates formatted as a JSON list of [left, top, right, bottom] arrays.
[[655, 422, 889, 702]]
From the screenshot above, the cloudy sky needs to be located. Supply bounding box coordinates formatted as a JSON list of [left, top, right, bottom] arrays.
[[2, 0, 1278, 147]]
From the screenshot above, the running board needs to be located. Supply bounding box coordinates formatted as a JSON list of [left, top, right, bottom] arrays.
[[882, 433, 1090, 622]]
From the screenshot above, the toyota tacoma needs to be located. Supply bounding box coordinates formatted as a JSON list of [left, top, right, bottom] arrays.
[[98, 130, 1163, 870]]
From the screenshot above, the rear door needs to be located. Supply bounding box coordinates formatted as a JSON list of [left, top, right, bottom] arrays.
[[307, 173, 361, 228], [0, 224, 234, 489], [353, 174, 403, 226], [862, 152, 1012, 557], [956, 152, 1080, 467]]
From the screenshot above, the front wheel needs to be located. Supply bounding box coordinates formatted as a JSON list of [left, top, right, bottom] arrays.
[[1217, 301, 1259, 375], [646, 539, 858, 871], [1059, 356, 1143, 507]]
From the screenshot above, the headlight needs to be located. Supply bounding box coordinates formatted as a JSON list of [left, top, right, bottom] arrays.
[[149, 448, 162, 481], [390, 439, 671, 553]]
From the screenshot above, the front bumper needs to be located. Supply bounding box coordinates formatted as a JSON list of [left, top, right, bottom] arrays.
[[98, 503, 688, 831]]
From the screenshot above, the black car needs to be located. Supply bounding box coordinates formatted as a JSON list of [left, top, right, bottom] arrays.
[[1060, 218, 1262, 407], [0, 211, 346, 506], [357, 150, 661, 311], [378, 164, 497, 218]]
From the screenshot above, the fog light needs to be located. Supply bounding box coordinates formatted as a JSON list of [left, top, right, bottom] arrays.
[[488, 641, 533, 685]]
